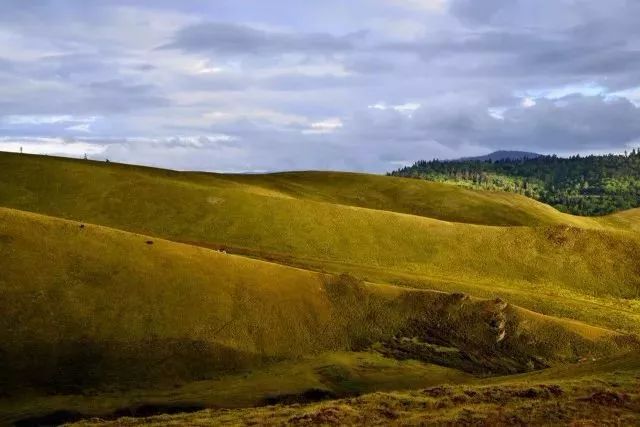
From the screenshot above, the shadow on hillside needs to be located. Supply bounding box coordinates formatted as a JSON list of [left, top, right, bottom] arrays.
[[14, 403, 207, 427]]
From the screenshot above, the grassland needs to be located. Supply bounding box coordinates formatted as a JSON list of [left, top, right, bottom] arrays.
[[71, 353, 640, 426], [1, 152, 639, 425], [1, 152, 639, 331], [2, 207, 633, 424]]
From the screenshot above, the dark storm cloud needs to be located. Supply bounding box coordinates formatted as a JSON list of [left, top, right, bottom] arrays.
[[483, 96, 640, 151]]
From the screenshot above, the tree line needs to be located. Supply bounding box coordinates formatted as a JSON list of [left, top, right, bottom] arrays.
[[389, 150, 640, 216]]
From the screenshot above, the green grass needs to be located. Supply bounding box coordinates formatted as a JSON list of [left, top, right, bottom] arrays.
[[1, 152, 640, 424], [1, 207, 633, 423], [1, 152, 639, 332], [0, 151, 605, 229], [0, 351, 474, 425], [69, 353, 640, 426]]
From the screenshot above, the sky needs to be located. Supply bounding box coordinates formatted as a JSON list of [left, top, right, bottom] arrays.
[[1, 0, 640, 172]]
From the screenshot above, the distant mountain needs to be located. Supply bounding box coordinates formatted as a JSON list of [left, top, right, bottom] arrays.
[[459, 150, 542, 162]]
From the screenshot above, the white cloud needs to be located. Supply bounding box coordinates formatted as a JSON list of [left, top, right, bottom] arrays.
[[388, 0, 448, 12], [66, 123, 92, 133], [521, 97, 536, 108], [368, 102, 421, 117], [2, 115, 98, 125], [3, 115, 74, 125], [194, 60, 224, 74], [202, 109, 309, 126], [488, 107, 506, 120], [520, 83, 608, 101], [303, 118, 344, 134], [609, 87, 640, 107], [0, 137, 106, 157]]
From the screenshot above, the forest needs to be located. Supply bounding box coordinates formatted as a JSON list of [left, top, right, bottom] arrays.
[[389, 150, 640, 215]]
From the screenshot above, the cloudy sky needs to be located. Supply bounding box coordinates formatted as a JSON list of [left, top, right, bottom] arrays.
[[1, 0, 640, 172]]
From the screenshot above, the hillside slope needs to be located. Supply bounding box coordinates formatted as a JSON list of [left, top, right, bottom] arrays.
[[1, 153, 640, 336], [1, 207, 635, 424], [0, 151, 593, 227], [1, 153, 640, 425], [72, 354, 640, 426], [2, 207, 635, 424]]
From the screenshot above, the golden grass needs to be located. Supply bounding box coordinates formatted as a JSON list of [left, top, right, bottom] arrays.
[[2, 152, 640, 425], [0, 351, 474, 426], [1, 206, 633, 424], [69, 353, 640, 426], [1, 153, 639, 310]]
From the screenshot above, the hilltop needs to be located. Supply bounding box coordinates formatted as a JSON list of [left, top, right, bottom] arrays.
[[0, 151, 581, 227]]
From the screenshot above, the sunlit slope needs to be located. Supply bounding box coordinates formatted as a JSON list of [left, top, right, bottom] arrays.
[[0, 153, 639, 309], [2, 152, 640, 320], [0, 151, 597, 227], [212, 171, 591, 227], [0, 208, 630, 396], [0, 207, 397, 392], [601, 207, 640, 232]]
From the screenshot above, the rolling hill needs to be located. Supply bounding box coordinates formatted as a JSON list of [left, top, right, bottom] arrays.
[[0, 207, 635, 425], [1, 152, 639, 332], [1, 151, 639, 425]]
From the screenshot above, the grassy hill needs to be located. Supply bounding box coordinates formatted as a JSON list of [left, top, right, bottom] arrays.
[[0, 152, 639, 334], [2, 207, 633, 424], [1, 152, 640, 424], [0, 151, 595, 227], [0, 208, 635, 419]]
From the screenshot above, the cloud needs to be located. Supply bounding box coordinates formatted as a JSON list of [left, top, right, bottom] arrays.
[[3, 115, 78, 125], [0, 137, 107, 157], [386, 0, 448, 12], [82, 80, 169, 113], [1, 0, 640, 172], [369, 102, 421, 117], [302, 118, 344, 135], [163, 22, 357, 56], [403, 94, 640, 152]]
